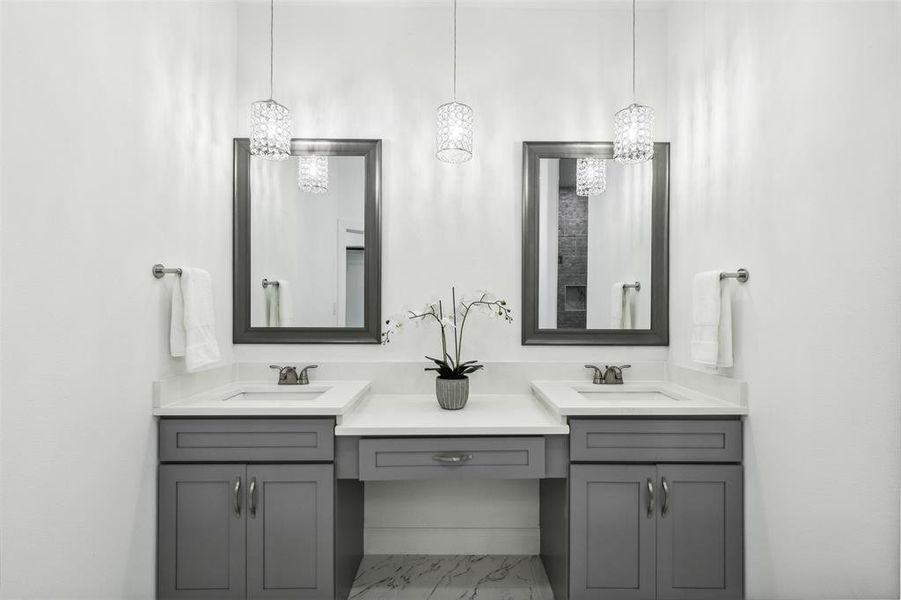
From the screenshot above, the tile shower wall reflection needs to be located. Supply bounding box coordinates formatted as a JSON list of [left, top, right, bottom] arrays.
[[556, 160, 588, 328]]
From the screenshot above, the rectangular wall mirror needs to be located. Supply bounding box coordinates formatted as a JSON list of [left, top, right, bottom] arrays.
[[522, 141, 669, 345], [233, 138, 381, 343]]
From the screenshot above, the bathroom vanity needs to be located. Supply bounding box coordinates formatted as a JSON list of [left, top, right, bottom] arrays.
[[155, 375, 746, 600]]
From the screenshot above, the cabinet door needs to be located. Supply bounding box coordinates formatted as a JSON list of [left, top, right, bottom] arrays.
[[158, 464, 246, 600], [657, 465, 743, 600], [247, 464, 334, 599], [570, 465, 658, 600]]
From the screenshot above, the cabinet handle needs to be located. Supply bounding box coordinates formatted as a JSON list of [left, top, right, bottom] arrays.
[[432, 453, 474, 464], [233, 477, 242, 517], [661, 478, 670, 517], [646, 478, 655, 518], [249, 478, 257, 518]]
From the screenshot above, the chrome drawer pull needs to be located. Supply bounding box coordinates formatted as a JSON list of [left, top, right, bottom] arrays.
[[432, 452, 474, 464], [233, 477, 242, 517], [249, 478, 257, 518], [647, 478, 655, 518], [661, 478, 670, 517]]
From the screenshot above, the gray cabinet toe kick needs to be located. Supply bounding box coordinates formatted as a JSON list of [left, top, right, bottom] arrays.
[[157, 416, 743, 600]]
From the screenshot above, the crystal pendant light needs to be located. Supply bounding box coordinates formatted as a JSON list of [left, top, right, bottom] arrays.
[[577, 158, 607, 196], [436, 0, 473, 163], [614, 0, 654, 164], [250, 0, 291, 160], [298, 156, 328, 193]]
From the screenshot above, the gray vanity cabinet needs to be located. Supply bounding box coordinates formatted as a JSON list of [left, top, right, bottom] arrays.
[[158, 464, 248, 600], [157, 419, 348, 600], [570, 465, 658, 600], [246, 465, 334, 599], [570, 464, 743, 600], [567, 419, 744, 600], [656, 465, 743, 600]]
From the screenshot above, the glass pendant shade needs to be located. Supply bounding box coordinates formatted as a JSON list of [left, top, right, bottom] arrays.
[[614, 103, 654, 164], [297, 156, 328, 193], [577, 158, 607, 196], [435, 101, 473, 163], [250, 99, 291, 160]]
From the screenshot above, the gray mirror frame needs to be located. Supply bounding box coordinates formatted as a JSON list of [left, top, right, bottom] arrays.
[[521, 141, 670, 346], [233, 138, 382, 344]]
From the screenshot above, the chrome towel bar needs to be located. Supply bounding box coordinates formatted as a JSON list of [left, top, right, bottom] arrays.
[[262, 279, 280, 288], [152, 264, 182, 279], [720, 268, 750, 283], [622, 281, 641, 291]]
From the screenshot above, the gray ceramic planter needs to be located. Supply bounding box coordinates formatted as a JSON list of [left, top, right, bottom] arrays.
[[435, 376, 469, 410]]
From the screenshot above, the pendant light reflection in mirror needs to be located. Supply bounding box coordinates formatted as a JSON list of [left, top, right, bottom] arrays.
[[250, 0, 291, 159], [576, 158, 608, 196], [614, 0, 654, 164], [436, 0, 473, 163], [297, 156, 329, 193]]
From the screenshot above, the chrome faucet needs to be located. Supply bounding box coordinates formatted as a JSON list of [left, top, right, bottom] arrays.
[[269, 364, 318, 385], [584, 364, 631, 385]]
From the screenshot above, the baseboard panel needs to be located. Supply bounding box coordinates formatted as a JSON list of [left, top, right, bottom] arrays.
[[363, 527, 541, 555]]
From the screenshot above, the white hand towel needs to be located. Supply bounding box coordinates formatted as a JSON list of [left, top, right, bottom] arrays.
[[610, 282, 626, 329], [266, 285, 280, 327], [170, 282, 186, 357], [276, 280, 294, 327], [170, 268, 221, 372], [691, 271, 734, 368], [622, 286, 634, 330]]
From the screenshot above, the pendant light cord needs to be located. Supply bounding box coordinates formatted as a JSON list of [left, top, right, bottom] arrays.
[[631, 0, 636, 100], [453, 0, 458, 101], [269, 0, 275, 99]]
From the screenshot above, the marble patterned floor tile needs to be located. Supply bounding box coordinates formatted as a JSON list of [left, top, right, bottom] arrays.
[[350, 555, 553, 600]]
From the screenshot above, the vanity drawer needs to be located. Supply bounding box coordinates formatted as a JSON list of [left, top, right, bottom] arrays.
[[358, 437, 546, 480], [159, 418, 334, 462], [570, 419, 742, 463]]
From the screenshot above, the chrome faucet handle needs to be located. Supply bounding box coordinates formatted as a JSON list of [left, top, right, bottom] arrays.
[[584, 365, 604, 385], [269, 364, 299, 385], [298, 365, 319, 385], [602, 364, 631, 384]]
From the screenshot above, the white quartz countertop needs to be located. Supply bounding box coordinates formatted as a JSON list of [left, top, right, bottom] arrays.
[[334, 393, 569, 436], [152, 381, 370, 417], [531, 380, 748, 417]]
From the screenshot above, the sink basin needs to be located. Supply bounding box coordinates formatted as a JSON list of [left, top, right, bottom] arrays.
[[577, 390, 682, 403], [153, 380, 371, 416], [528, 380, 747, 417], [225, 390, 325, 402]]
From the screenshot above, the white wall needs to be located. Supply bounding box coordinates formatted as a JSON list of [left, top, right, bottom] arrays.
[[233, 0, 670, 365], [665, 2, 901, 598], [0, 2, 237, 598]]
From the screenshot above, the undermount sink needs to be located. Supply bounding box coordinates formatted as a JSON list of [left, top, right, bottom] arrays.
[[529, 378, 747, 417], [221, 385, 333, 403], [153, 380, 371, 416], [577, 389, 682, 402], [224, 390, 326, 403]]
